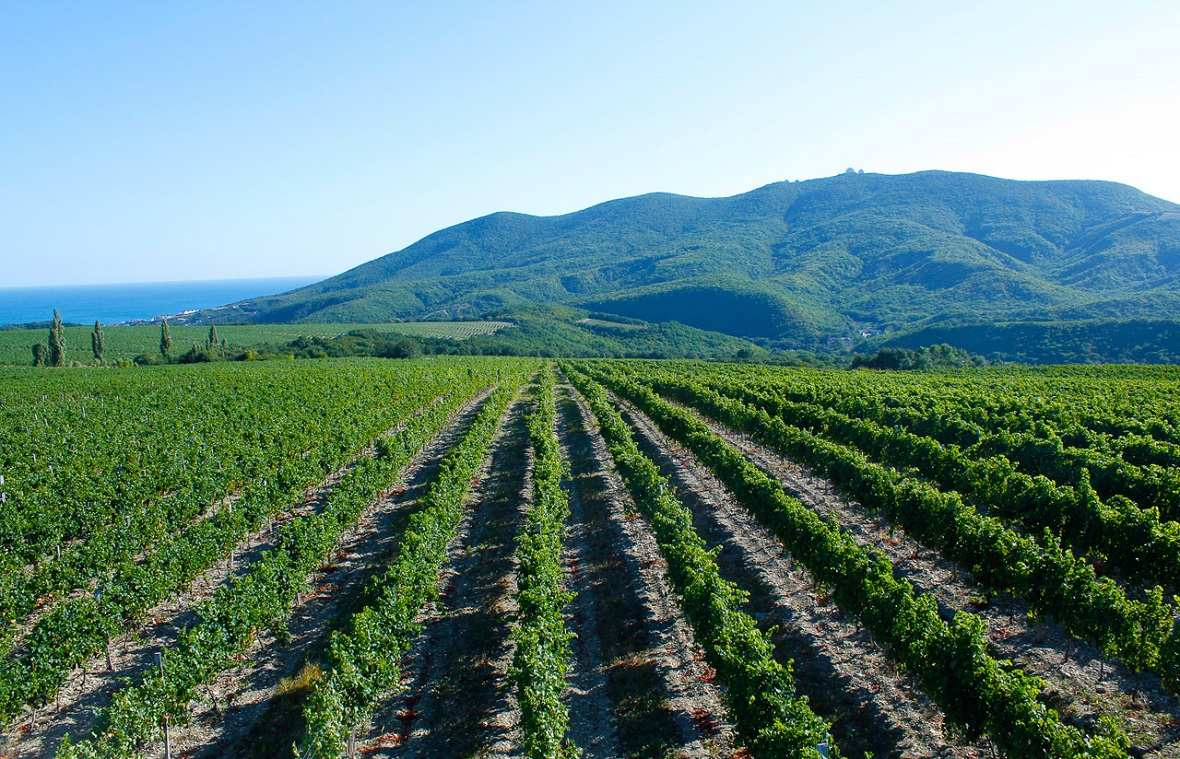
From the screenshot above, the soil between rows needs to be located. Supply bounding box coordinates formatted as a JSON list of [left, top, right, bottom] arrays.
[[667, 393, 1180, 757], [0, 389, 483, 759], [558, 383, 734, 759], [188, 388, 496, 759], [611, 392, 987, 759], [360, 393, 532, 758]]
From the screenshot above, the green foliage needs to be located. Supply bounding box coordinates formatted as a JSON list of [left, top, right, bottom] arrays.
[[565, 366, 837, 758], [159, 319, 172, 357], [51, 361, 526, 757], [90, 321, 105, 363], [685, 369, 1180, 591], [850, 343, 984, 370], [48, 309, 65, 367], [620, 367, 1177, 682], [297, 375, 530, 758], [0, 322, 510, 365], [206, 324, 219, 349], [0, 358, 515, 734], [582, 363, 1130, 757], [256, 310, 770, 362], [880, 318, 1180, 364], [511, 369, 577, 759], [31, 342, 46, 366]]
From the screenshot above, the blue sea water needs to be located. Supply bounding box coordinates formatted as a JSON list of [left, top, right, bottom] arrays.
[[0, 276, 319, 326]]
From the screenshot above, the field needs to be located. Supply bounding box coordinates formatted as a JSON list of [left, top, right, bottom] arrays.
[[0, 321, 513, 364], [3, 358, 1180, 758]]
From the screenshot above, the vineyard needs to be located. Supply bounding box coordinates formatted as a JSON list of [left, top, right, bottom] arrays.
[[3, 357, 1180, 758]]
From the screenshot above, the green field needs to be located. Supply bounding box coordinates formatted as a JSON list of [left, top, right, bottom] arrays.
[[7, 357, 1180, 757], [0, 320, 513, 364]]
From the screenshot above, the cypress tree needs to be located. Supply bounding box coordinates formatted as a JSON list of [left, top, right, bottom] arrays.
[[207, 324, 220, 350], [48, 309, 66, 367], [91, 320, 106, 363], [32, 343, 47, 367], [160, 319, 173, 358]]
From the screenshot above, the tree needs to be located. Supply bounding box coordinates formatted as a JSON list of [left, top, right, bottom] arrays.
[[32, 343, 47, 367], [207, 324, 220, 350], [48, 309, 66, 367], [160, 319, 173, 358], [91, 320, 106, 363]]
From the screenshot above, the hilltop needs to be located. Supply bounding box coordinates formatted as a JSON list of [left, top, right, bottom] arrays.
[[207, 170, 1180, 358]]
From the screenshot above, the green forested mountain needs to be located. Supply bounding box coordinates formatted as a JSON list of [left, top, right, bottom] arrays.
[[211, 170, 1180, 353]]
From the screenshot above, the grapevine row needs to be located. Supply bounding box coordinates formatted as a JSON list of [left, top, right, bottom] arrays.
[[608, 367, 1179, 687], [56, 368, 525, 759], [712, 364, 1180, 516], [0, 366, 490, 729], [296, 379, 524, 758], [579, 364, 1131, 757], [711, 362, 1180, 447], [641, 366, 1180, 592], [564, 366, 838, 758], [1, 366, 342, 569], [510, 369, 577, 758], [0, 370, 438, 652]]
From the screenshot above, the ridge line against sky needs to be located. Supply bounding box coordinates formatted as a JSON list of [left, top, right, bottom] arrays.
[[2, 0, 1177, 287]]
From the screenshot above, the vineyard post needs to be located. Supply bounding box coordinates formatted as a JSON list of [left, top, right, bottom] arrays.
[[348, 729, 357, 759]]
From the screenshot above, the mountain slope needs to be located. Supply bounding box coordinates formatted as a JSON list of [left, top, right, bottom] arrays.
[[213, 170, 1180, 348]]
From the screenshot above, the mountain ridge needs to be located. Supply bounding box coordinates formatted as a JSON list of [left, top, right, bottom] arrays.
[[208, 170, 1180, 352]]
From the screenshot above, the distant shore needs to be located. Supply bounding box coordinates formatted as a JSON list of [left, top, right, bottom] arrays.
[[0, 276, 319, 326]]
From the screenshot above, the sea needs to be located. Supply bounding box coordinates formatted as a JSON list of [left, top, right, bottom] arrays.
[[0, 276, 320, 326]]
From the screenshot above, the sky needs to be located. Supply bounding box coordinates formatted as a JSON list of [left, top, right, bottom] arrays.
[[2, 1, 1178, 287]]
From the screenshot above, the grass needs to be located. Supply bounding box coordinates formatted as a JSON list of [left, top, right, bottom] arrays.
[[0, 320, 512, 364], [275, 662, 324, 697]]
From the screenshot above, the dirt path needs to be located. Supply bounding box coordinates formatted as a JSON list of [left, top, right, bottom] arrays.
[[0, 390, 482, 759], [670, 397, 1180, 757], [365, 395, 531, 759], [612, 394, 985, 759], [558, 383, 734, 759]]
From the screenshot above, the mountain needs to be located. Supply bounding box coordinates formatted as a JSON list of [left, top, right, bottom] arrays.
[[210, 170, 1180, 354]]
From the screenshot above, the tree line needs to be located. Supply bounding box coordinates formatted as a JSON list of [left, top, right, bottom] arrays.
[[30, 312, 224, 367]]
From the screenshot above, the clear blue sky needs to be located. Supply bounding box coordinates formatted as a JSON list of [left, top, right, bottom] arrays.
[[2, 1, 1178, 287]]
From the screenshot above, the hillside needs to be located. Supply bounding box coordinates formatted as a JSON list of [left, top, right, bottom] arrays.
[[210, 170, 1180, 352]]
